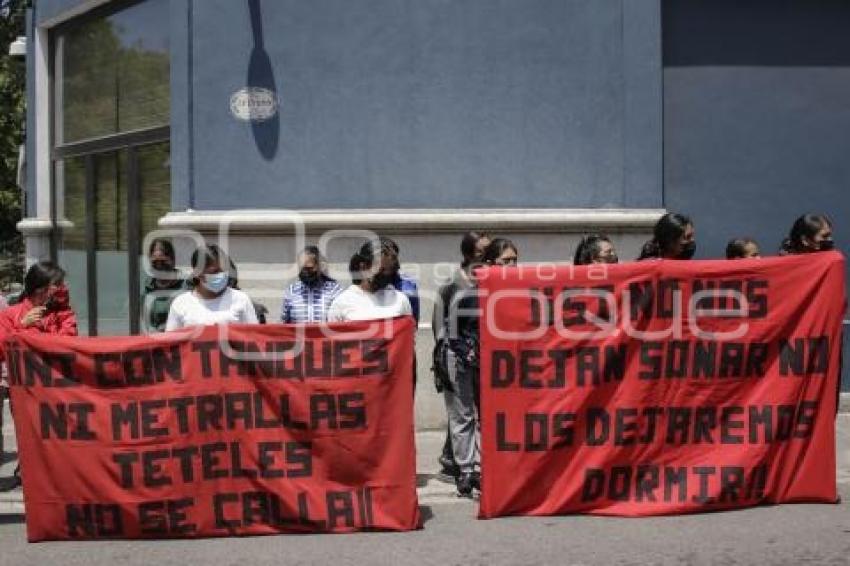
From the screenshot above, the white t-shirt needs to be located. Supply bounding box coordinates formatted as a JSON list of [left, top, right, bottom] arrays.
[[327, 285, 412, 322], [165, 288, 258, 331]]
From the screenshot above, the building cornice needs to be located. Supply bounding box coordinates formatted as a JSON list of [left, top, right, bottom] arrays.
[[159, 208, 666, 235]]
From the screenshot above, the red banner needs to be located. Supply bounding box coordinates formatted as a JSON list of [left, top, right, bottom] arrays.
[[5, 317, 420, 541], [479, 252, 845, 518]]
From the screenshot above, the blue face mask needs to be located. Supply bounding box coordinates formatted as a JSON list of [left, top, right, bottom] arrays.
[[201, 272, 229, 294]]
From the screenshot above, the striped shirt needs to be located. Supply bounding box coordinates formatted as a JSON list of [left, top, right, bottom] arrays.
[[281, 277, 343, 323]]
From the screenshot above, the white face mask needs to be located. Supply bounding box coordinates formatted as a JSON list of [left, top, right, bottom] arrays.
[[201, 272, 229, 294]]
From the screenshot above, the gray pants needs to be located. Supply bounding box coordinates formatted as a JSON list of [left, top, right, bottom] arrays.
[[443, 351, 480, 474]]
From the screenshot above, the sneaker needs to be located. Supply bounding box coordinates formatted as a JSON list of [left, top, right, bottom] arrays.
[[456, 472, 474, 498]]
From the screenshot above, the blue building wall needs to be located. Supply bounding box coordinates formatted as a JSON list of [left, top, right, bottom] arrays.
[[182, 0, 662, 210], [663, 0, 850, 262], [30, 1, 850, 230], [34, 0, 664, 212], [662, 0, 850, 391], [33, 0, 664, 211]]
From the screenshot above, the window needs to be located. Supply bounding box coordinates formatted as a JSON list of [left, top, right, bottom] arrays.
[[55, 0, 170, 143], [52, 0, 171, 336]]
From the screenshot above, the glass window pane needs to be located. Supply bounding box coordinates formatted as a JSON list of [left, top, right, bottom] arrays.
[[93, 151, 127, 251], [137, 142, 173, 333], [58, 0, 170, 143], [56, 145, 171, 337], [56, 158, 90, 335], [138, 142, 171, 237], [94, 152, 130, 336]]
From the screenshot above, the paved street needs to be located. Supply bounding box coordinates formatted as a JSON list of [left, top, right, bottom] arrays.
[[1, 401, 849, 565]]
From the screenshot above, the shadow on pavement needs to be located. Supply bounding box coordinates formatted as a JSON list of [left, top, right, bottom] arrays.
[[419, 505, 435, 525]]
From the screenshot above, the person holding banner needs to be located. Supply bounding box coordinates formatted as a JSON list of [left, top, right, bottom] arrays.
[[327, 247, 412, 322], [0, 261, 77, 491], [359, 237, 420, 322], [0, 261, 77, 343], [573, 234, 619, 265], [448, 237, 519, 497], [165, 244, 258, 330], [726, 237, 761, 259], [637, 212, 696, 261], [281, 245, 343, 323], [780, 213, 835, 255], [778, 214, 843, 413]]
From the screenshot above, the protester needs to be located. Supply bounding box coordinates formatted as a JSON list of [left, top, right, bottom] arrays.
[[726, 237, 761, 259], [432, 231, 490, 482], [142, 238, 188, 332], [447, 237, 519, 497], [483, 238, 519, 266], [0, 261, 78, 342], [326, 247, 412, 322], [0, 261, 77, 491], [359, 237, 420, 322], [352, 237, 420, 390], [281, 245, 343, 323], [638, 213, 696, 260], [165, 244, 258, 330], [780, 214, 835, 255], [573, 234, 618, 265]]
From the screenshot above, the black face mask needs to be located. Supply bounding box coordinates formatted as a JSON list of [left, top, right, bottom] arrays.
[[299, 269, 320, 285], [600, 254, 618, 264], [151, 260, 173, 273], [678, 242, 696, 260], [819, 239, 836, 252], [369, 272, 393, 292]]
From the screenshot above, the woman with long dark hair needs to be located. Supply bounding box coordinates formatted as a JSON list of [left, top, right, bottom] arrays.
[[638, 213, 696, 260], [0, 261, 77, 490], [780, 214, 834, 255], [0, 261, 77, 340]]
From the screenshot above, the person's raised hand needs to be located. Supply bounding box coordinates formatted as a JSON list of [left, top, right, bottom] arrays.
[[20, 306, 47, 328]]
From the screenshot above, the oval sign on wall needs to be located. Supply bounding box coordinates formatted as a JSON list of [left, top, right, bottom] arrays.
[[229, 87, 279, 122]]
